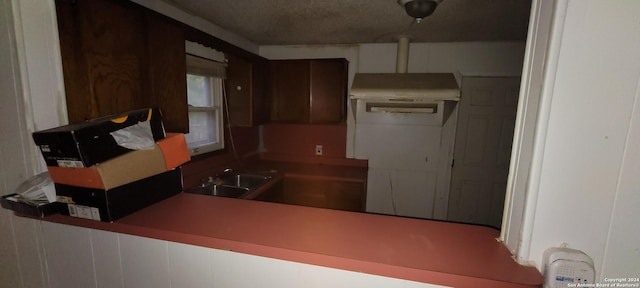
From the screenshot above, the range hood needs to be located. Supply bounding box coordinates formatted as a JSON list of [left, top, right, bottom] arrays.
[[350, 36, 459, 105], [349, 72, 460, 103], [350, 72, 460, 116], [350, 37, 459, 120]]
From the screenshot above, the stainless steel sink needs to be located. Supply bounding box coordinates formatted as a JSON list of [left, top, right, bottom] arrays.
[[184, 184, 250, 198], [219, 173, 271, 189], [184, 173, 273, 198]]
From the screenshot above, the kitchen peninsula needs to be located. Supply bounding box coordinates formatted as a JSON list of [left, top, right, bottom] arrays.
[[27, 191, 542, 288]]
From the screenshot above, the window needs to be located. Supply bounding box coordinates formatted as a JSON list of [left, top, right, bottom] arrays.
[[184, 42, 227, 156], [185, 73, 224, 155]]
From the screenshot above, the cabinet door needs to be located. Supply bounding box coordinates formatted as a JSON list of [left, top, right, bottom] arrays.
[[269, 60, 310, 122], [226, 56, 269, 127], [282, 177, 365, 212], [310, 59, 347, 123], [282, 177, 328, 208], [327, 181, 365, 212], [226, 55, 253, 127], [146, 11, 188, 132], [57, 0, 150, 123], [269, 59, 347, 124], [252, 181, 283, 203], [56, 0, 188, 132]]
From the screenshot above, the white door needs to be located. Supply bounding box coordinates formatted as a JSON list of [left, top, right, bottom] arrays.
[[448, 77, 520, 228]]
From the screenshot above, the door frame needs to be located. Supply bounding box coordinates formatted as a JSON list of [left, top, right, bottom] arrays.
[[499, 0, 566, 264]]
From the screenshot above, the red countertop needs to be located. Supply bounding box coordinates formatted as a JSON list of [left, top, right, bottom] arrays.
[[42, 192, 542, 288]]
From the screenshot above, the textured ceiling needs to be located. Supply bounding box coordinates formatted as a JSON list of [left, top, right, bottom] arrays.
[[166, 0, 532, 45]]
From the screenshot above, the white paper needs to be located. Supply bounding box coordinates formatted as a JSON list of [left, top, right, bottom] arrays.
[[109, 121, 155, 150], [15, 172, 56, 203]]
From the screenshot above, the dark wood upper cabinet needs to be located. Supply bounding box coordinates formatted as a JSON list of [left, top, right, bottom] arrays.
[[309, 60, 348, 124], [145, 11, 188, 133], [226, 55, 269, 127], [269, 60, 311, 123], [56, 0, 188, 132], [269, 59, 347, 124], [56, 0, 343, 131]]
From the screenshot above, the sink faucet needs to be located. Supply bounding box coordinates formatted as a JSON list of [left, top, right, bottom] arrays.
[[214, 168, 233, 180], [200, 168, 233, 187], [216, 168, 233, 178]]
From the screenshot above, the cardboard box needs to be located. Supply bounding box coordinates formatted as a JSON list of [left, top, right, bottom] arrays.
[[1, 194, 62, 217], [56, 168, 182, 222], [157, 133, 191, 169], [32, 108, 165, 168], [47, 133, 190, 190]]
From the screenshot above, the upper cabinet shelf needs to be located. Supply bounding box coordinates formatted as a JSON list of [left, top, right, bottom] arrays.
[[269, 59, 348, 124]]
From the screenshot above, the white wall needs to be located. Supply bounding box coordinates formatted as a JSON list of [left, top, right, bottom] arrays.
[[0, 0, 64, 286], [356, 42, 526, 77], [261, 42, 526, 77], [521, 0, 640, 279], [34, 221, 446, 288]]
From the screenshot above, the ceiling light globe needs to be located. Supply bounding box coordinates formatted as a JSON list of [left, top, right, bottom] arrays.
[[397, 0, 443, 21]]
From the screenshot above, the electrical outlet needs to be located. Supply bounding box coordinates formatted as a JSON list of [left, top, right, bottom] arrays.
[[315, 145, 323, 156]]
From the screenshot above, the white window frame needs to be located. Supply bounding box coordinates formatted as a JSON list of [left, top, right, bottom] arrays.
[[185, 41, 227, 156], [185, 74, 224, 155]]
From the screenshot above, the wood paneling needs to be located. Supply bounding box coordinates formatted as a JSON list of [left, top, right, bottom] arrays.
[[56, 0, 188, 132], [56, 0, 274, 133], [251, 60, 270, 125], [57, 0, 151, 123]]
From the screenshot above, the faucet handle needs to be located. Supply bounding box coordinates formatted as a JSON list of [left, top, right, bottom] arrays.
[[222, 168, 232, 174], [200, 176, 214, 187]]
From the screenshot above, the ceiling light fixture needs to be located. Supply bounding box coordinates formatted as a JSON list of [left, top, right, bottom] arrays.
[[397, 0, 442, 23]]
